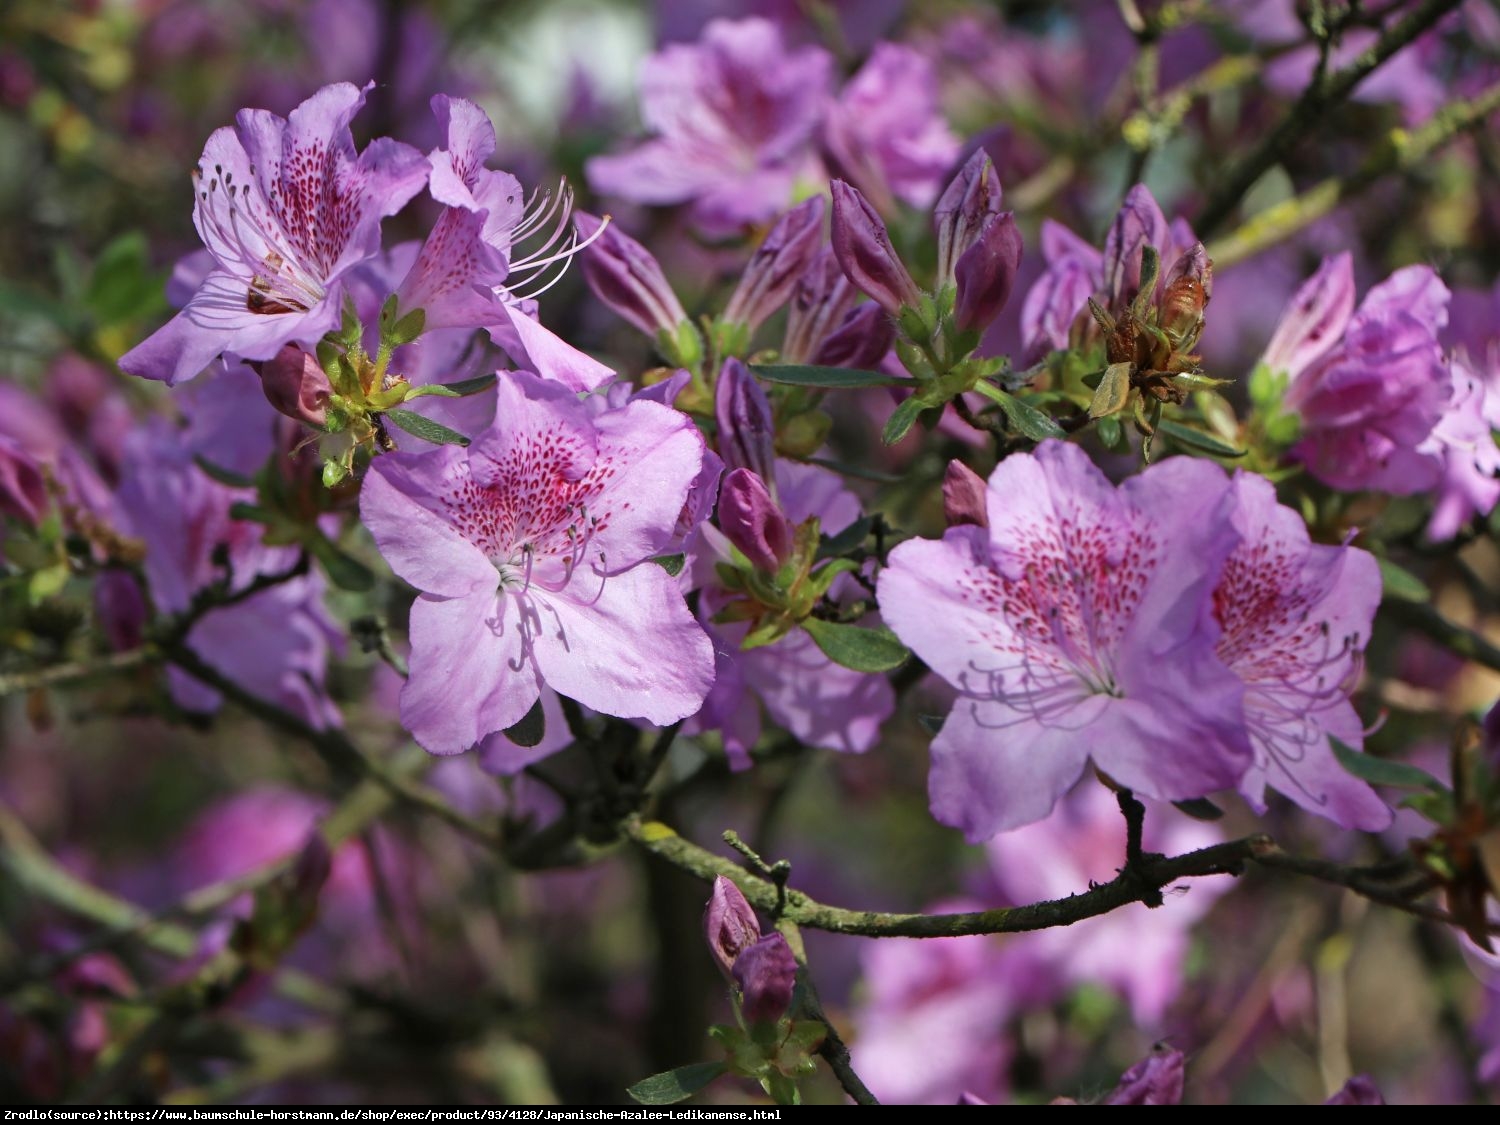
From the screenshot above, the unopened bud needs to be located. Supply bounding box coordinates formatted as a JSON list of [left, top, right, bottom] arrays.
[[718, 468, 794, 573], [731, 932, 798, 1024], [723, 197, 826, 331], [814, 303, 895, 370], [830, 180, 922, 316], [942, 460, 989, 528], [704, 875, 760, 977], [574, 211, 688, 339], [783, 248, 858, 364], [1104, 1045, 1185, 1106], [715, 359, 777, 484], [934, 149, 1003, 286], [1103, 184, 1170, 309], [258, 345, 332, 428], [0, 435, 47, 526], [953, 212, 1023, 334]]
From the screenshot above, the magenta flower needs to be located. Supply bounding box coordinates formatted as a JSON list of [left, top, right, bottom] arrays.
[[361, 371, 714, 753], [113, 423, 340, 729], [1104, 1045, 1186, 1106], [821, 43, 960, 214], [1272, 258, 1453, 495], [1422, 353, 1500, 541], [1215, 472, 1390, 831], [120, 82, 429, 386], [878, 443, 1252, 838], [586, 18, 833, 234]]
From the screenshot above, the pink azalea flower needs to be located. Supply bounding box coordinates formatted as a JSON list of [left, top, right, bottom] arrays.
[[361, 371, 714, 753], [878, 442, 1252, 839], [120, 82, 429, 386], [1216, 473, 1390, 830], [586, 18, 833, 235]]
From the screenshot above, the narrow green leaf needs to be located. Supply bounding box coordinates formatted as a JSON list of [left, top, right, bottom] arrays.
[[228, 503, 272, 525], [502, 697, 546, 748], [805, 457, 904, 484], [306, 534, 375, 592], [627, 1062, 728, 1105], [195, 456, 256, 489], [383, 409, 471, 447], [1378, 557, 1430, 603], [1331, 738, 1446, 792], [1156, 418, 1246, 458], [389, 306, 426, 346], [417, 373, 499, 398], [653, 554, 686, 577], [882, 396, 928, 444], [1088, 362, 1133, 419], [801, 617, 909, 673], [751, 364, 913, 389], [819, 515, 874, 558], [991, 389, 1066, 441], [1172, 797, 1225, 821]]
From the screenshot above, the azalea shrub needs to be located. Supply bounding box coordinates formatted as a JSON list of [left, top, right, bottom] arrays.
[[6, 0, 1500, 1108]]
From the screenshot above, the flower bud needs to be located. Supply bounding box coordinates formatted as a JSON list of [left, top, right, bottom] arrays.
[[574, 211, 688, 338], [258, 345, 332, 428], [934, 149, 1003, 286], [1324, 1075, 1385, 1105], [731, 932, 798, 1024], [1262, 252, 1355, 381], [704, 875, 760, 977], [942, 459, 989, 528], [814, 303, 895, 370], [1159, 242, 1213, 345], [723, 197, 826, 331], [715, 359, 777, 484], [0, 435, 47, 526], [830, 180, 922, 316], [1104, 1045, 1185, 1105], [1102, 184, 1170, 309], [783, 248, 858, 364], [718, 468, 794, 573], [953, 212, 1023, 334]]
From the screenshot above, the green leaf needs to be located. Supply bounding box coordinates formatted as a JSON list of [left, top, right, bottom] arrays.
[[403, 373, 498, 399], [819, 515, 874, 558], [991, 388, 1066, 441], [627, 1062, 728, 1105], [882, 396, 929, 444], [1331, 738, 1446, 792], [1155, 419, 1245, 458], [804, 457, 904, 484], [306, 534, 375, 592], [502, 697, 546, 748], [1378, 557, 1430, 603], [1096, 413, 1128, 453], [653, 554, 686, 577], [1172, 797, 1225, 821], [194, 456, 256, 489], [228, 502, 273, 525], [751, 364, 913, 389], [801, 617, 909, 673], [1088, 362, 1133, 419], [388, 307, 426, 346], [382, 409, 471, 447]]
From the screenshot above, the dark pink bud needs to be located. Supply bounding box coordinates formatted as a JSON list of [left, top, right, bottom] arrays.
[[289, 830, 333, 921], [258, 345, 331, 427], [954, 212, 1022, 334], [784, 248, 858, 364], [830, 180, 922, 316], [1104, 1045, 1185, 1105], [942, 460, 989, 528], [0, 435, 47, 526], [715, 359, 776, 483], [718, 468, 794, 572], [1102, 184, 1170, 308], [1263, 252, 1356, 381], [1324, 1075, 1385, 1105], [731, 932, 798, 1024], [704, 875, 760, 977], [814, 303, 895, 371], [724, 197, 826, 330], [935, 149, 1003, 286], [575, 211, 688, 338]]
